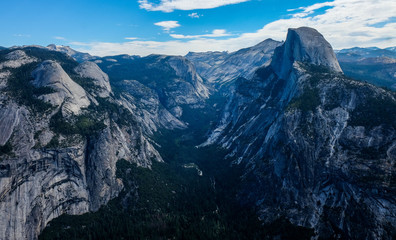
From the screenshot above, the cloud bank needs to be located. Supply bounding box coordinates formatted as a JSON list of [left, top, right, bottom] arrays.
[[73, 0, 396, 56]]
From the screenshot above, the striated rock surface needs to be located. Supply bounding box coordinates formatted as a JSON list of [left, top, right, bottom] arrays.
[[185, 51, 228, 76], [74, 61, 112, 97], [271, 27, 342, 78], [117, 80, 186, 134], [186, 39, 282, 86], [85, 120, 162, 211], [0, 105, 19, 146]]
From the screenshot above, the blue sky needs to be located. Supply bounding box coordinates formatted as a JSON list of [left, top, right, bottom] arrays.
[[1, 0, 395, 56]]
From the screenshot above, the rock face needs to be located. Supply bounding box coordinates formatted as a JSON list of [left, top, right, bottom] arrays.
[[32, 60, 91, 115], [185, 51, 228, 77], [167, 56, 209, 100], [74, 61, 112, 97], [95, 54, 210, 132], [271, 27, 342, 78], [0, 106, 19, 146], [186, 39, 282, 86], [116, 80, 186, 134], [204, 27, 396, 239]]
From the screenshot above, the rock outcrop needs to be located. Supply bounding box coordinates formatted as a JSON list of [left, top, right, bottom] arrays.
[[32, 60, 91, 115], [74, 61, 112, 97], [271, 27, 342, 78]]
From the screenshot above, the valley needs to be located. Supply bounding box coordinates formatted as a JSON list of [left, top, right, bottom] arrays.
[[0, 27, 395, 240]]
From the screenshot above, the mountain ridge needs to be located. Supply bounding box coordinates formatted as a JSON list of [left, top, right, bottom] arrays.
[[202, 26, 396, 239], [186, 38, 282, 86]]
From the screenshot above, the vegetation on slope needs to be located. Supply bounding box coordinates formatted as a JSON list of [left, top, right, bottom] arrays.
[[349, 95, 396, 129]]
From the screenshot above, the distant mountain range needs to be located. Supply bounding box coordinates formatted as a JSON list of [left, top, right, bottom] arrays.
[[336, 46, 396, 60], [335, 47, 396, 90]]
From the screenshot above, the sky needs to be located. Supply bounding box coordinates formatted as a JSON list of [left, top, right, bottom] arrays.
[[0, 0, 395, 56]]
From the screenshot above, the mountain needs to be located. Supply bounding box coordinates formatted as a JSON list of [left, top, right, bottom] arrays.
[[0, 43, 216, 239], [46, 44, 95, 62], [0, 47, 200, 239], [386, 46, 396, 52], [184, 51, 228, 76], [186, 39, 282, 86], [335, 47, 396, 90], [94, 54, 210, 133], [203, 27, 396, 239], [1, 27, 395, 240]]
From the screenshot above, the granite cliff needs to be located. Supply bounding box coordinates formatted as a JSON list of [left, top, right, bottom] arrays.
[[203, 27, 396, 239]]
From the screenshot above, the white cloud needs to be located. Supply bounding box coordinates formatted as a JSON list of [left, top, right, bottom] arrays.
[[287, 2, 335, 18], [188, 13, 202, 18], [13, 34, 30, 38], [170, 29, 231, 39], [255, 0, 396, 49], [72, 0, 396, 56], [125, 37, 138, 40], [54, 36, 66, 40], [154, 21, 180, 31], [138, 0, 250, 12]]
